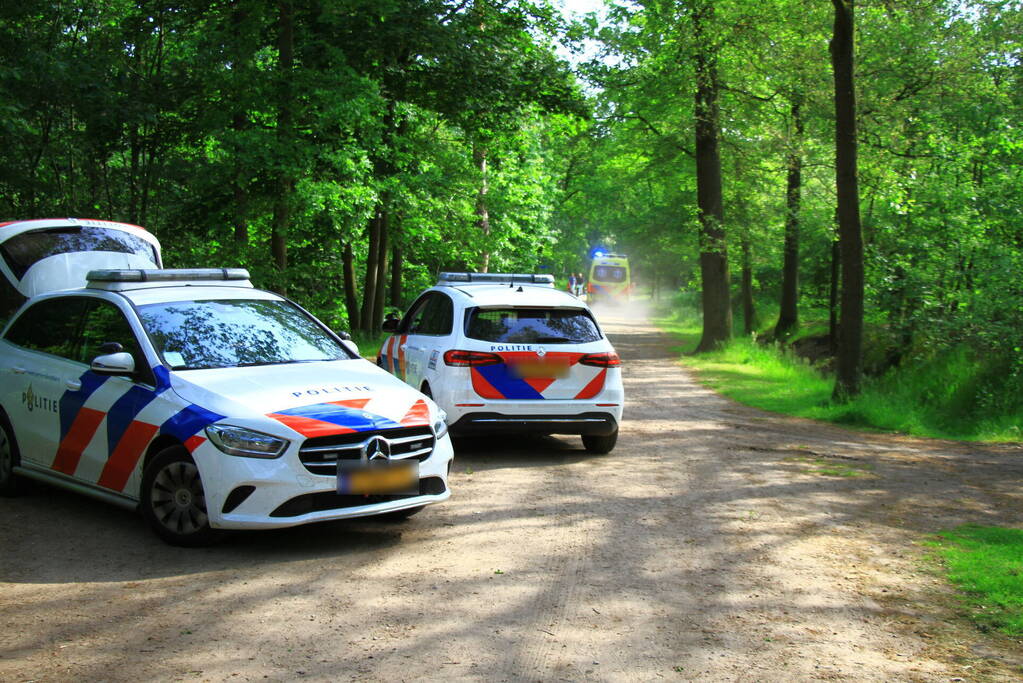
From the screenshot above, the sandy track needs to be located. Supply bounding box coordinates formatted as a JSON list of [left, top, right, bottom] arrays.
[[2, 308, 1022, 681]]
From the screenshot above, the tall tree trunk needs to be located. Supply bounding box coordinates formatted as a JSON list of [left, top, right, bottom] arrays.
[[829, 237, 840, 355], [741, 238, 757, 335], [774, 99, 803, 339], [389, 240, 403, 308], [270, 0, 294, 284], [693, 3, 732, 352], [341, 240, 360, 333], [373, 210, 389, 331], [474, 142, 491, 272], [230, 2, 250, 252], [830, 0, 865, 399], [360, 209, 381, 332]]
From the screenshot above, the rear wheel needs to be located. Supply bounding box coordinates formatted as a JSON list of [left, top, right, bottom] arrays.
[[582, 428, 618, 455], [0, 416, 25, 497], [141, 446, 222, 546]]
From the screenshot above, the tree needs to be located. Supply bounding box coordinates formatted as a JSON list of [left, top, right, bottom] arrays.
[[830, 0, 864, 399]]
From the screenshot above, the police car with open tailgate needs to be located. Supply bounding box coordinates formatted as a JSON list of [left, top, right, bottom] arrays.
[[0, 222, 452, 546], [377, 272, 624, 453]]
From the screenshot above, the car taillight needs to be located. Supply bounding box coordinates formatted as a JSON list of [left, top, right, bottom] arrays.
[[443, 350, 502, 367], [579, 352, 621, 368]]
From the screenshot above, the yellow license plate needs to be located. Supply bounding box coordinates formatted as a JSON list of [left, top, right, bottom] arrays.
[[511, 360, 570, 379], [338, 461, 418, 494]]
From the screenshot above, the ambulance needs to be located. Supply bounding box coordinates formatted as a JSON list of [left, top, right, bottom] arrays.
[[587, 253, 631, 305]]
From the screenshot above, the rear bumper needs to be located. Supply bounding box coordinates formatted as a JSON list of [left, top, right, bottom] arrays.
[[449, 411, 618, 437]]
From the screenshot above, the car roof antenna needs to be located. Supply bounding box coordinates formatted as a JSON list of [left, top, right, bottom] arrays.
[[517, 285, 524, 292]]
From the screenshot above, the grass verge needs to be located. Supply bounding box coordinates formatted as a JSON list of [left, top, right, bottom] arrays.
[[653, 308, 1022, 442], [926, 525, 1023, 636]]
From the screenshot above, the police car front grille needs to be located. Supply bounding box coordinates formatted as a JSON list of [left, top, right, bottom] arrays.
[[269, 477, 447, 517], [299, 426, 435, 475]]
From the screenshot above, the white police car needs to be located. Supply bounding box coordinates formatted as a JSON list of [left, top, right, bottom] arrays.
[[377, 273, 623, 453], [0, 268, 453, 545]]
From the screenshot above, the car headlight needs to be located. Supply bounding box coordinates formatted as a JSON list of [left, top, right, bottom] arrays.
[[206, 425, 289, 458], [433, 409, 449, 438]]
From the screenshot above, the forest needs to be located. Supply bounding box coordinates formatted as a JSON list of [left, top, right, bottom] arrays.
[[1, 0, 1020, 428]]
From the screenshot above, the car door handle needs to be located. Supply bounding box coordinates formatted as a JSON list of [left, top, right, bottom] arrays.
[[399, 344, 409, 351], [65, 379, 82, 391], [12, 367, 26, 374]]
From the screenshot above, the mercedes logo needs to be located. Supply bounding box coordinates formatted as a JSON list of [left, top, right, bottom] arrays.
[[536, 346, 547, 357], [361, 436, 392, 461]]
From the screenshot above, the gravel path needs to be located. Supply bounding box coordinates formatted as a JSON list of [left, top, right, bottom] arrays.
[[2, 307, 1022, 681]]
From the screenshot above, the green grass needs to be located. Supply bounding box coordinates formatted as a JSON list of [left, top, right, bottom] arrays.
[[926, 525, 1023, 636], [654, 307, 1022, 443], [351, 330, 390, 361]]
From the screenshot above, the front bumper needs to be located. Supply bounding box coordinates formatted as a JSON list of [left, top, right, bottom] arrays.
[[194, 432, 454, 530]]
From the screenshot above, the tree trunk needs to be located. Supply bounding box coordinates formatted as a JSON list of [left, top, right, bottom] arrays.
[[390, 241, 403, 308], [373, 210, 389, 332], [474, 142, 491, 272], [829, 237, 840, 355], [830, 0, 865, 399], [693, 3, 732, 352], [269, 0, 294, 286], [341, 241, 360, 333], [774, 99, 803, 340], [230, 3, 249, 252], [360, 209, 382, 332], [741, 238, 757, 335]]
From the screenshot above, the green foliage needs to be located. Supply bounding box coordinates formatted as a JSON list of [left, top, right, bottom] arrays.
[[927, 525, 1023, 636], [655, 297, 1022, 443]]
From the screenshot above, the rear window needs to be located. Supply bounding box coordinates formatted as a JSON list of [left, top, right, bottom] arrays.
[[465, 308, 601, 344], [0, 226, 158, 279], [592, 265, 626, 282]]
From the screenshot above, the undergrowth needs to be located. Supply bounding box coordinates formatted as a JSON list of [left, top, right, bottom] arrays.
[[654, 303, 1022, 443]]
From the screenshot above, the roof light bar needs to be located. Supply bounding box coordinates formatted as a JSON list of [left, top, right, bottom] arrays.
[[87, 268, 250, 283], [437, 272, 555, 286]]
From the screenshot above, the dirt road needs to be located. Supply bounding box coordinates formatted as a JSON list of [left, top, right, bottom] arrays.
[[2, 309, 1022, 681]]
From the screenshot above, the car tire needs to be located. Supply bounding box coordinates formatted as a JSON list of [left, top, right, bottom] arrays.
[[0, 414, 25, 497], [141, 446, 222, 546], [376, 505, 425, 521], [582, 428, 618, 455]]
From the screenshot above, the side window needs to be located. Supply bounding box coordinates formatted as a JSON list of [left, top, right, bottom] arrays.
[[418, 294, 453, 336], [3, 297, 89, 360], [402, 295, 433, 334], [0, 274, 25, 329], [78, 300, 153, 385]]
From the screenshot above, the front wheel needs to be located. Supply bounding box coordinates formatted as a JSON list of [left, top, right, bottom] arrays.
[[0, 415, 25, 496], [141, 447, 222, 546], [582, 428, 618, 455]]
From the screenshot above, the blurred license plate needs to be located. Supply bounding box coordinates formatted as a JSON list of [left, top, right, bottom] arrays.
[[338, 460, 418, 495], [511, 360, 570, 378]]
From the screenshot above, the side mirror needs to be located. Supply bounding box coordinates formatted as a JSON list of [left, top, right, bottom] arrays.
[[91, 352, 136, 376], [341, 339, 360, 358], [381, 317, 400, 333]]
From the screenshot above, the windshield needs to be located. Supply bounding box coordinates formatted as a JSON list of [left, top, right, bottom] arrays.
[[592, 265, 626, 283], [0, 226, 158, 279], [137, 299, 351, 370], [465, 308, 602, 344]]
